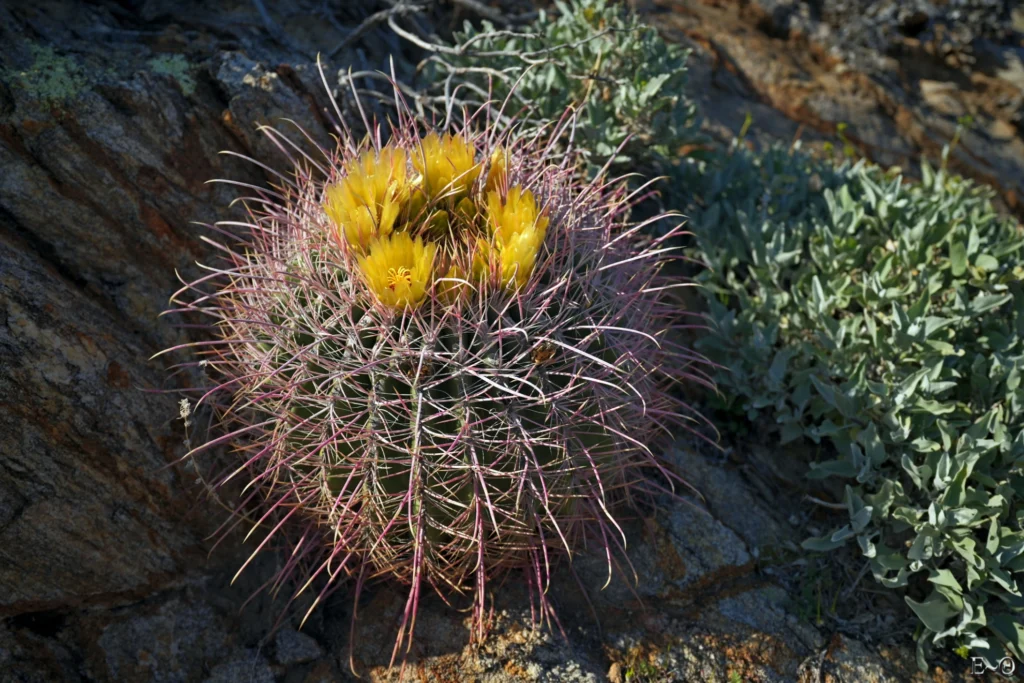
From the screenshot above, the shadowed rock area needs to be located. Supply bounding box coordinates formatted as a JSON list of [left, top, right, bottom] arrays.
[[2, 0, 1019, 681], [655, 0, 1024, 217]]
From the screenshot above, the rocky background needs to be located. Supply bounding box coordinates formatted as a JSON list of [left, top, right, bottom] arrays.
[[1, 1, 1022, 681]]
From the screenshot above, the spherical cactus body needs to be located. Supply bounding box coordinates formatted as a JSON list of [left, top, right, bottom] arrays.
[[165, 74, 707, 665]]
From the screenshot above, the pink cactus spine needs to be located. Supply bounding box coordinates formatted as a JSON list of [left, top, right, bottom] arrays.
[[159, 63, 713, 670]]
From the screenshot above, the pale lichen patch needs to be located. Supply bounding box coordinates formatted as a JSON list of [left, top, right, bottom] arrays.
[[148, 54, 196, 97], [2, 44, 90, 104]]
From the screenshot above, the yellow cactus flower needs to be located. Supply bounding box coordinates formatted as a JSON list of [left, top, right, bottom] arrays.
[[484, 186, 549, 290], [471, 237, 494, 283], [487, 186, 548, 245], [324, 147, 410, 252], [357, 232, 437, 311], [484, 146, 508, 194], [413, 133, 481, 200], [498, 224, 547, 289]]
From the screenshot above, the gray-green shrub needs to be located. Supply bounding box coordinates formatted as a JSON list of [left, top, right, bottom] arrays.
[[426, 0, 700, 178], [685, 140, 1024, 668]]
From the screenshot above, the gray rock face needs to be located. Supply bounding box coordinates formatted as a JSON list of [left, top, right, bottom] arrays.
[[203, 649, 275, 683], [669, 0, 1024, 221], [273, 629, 323, 666], [0, 0, 379, 620], [0, 1, 361, 679], [0, 30, 232, 620], [0, 0, 1001, 681]]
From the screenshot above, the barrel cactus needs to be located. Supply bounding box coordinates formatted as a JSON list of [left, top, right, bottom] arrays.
[[165, 73, 708, 664]]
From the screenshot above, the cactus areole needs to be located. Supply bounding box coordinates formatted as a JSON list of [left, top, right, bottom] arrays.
[[162, 66, 706, 666]]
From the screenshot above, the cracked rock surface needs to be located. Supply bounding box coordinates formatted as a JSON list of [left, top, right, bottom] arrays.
[[2, 0, 1015, 681], [658, 0, 1024, 219]]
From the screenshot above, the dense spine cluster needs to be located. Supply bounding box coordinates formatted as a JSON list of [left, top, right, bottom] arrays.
[[164, 77, 708, 664]]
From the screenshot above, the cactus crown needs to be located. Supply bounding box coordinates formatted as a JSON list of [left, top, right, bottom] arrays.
[[166, 74, 708, 669], [325, 129, 551, 310]]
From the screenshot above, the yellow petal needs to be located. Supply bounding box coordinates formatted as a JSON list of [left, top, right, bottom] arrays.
[[413, 133, 480, 200], [323, 145, 412, 252], [485, 185, 548, 290], [358, 232, 437, 310], [484, 146, 508, 194]]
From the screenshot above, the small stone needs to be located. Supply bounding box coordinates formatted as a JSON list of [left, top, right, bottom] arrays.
[[204, 649, 275, 683], [608, 661, 624, 683], [919, 80, 966, 117], [274, 628, 323, 666]]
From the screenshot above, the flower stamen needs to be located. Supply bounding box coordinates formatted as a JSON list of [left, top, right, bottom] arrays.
[[387, 266, 413, 291]]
